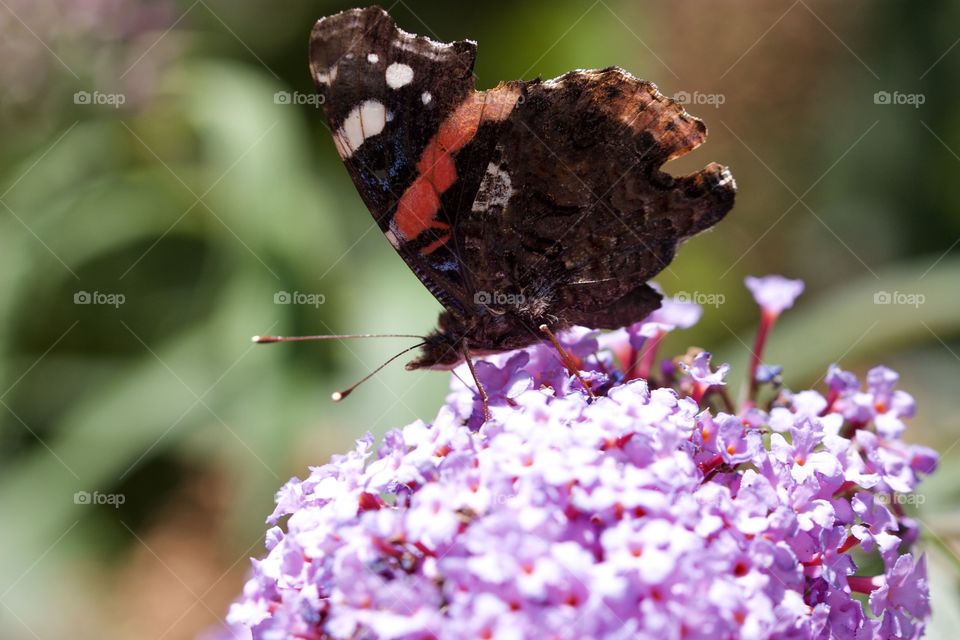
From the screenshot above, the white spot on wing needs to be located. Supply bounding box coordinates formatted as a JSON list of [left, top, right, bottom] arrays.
[[367, 53, 379, 63], [393, 37, 445, 61], [332, 131, 351, 158], [421, 91, 432, 105], [385, 229, 401, 249], [335, 100, 387, 158], [314, 65, 338, 85], [385, 62, 414, 89], [717, 168, 735, 188], [388, 220, 406, 244], [471, 162, 514, 213]]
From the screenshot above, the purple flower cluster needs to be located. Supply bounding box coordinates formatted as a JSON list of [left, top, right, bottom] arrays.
[[219, 277, 937, 640]]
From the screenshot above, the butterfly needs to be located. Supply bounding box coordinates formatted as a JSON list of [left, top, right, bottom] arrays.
[[305, 5, 734, 404]]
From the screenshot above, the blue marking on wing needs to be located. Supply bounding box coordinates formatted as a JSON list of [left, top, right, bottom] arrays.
[[434, 258, 459, 272], [388, 135, 409, 179], [354, 131, 410, 193]]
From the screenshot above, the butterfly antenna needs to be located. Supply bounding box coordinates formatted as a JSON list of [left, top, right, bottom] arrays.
[[331, 342, 426, 402], [253, 333, 425, 343]]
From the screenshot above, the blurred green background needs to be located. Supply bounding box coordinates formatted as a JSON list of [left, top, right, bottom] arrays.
[[1, 0, 959, 637]]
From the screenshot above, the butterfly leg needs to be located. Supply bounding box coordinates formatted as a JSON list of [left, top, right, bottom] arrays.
[[539, 324, 597, 400], [462, 342, 491, 422]]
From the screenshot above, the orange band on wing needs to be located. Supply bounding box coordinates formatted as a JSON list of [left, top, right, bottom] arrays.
[[392, 85, 521, 250], [421, 234, 451, 255], [394, 176, 447, 240]]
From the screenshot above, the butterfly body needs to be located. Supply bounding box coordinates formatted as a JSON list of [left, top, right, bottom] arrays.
[[310, 6, 735, 369]]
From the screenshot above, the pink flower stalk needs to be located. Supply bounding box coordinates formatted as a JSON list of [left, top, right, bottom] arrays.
[[744, 275, 805, 405]]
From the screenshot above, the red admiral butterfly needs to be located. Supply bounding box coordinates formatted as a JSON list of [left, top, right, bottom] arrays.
[[264, 6, 735, 409]]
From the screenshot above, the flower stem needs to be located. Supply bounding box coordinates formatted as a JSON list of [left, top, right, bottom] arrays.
[[745, 309, 778, 406], [637, 330, 665, 383]]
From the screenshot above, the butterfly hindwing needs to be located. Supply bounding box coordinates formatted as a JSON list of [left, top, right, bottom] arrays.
[[459, 68, 735, 330]]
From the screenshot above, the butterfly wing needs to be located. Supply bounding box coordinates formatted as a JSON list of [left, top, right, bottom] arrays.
[[457, 68, 735, 333], [310, 6, 490, 319], [310, 7, 735, 368]]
